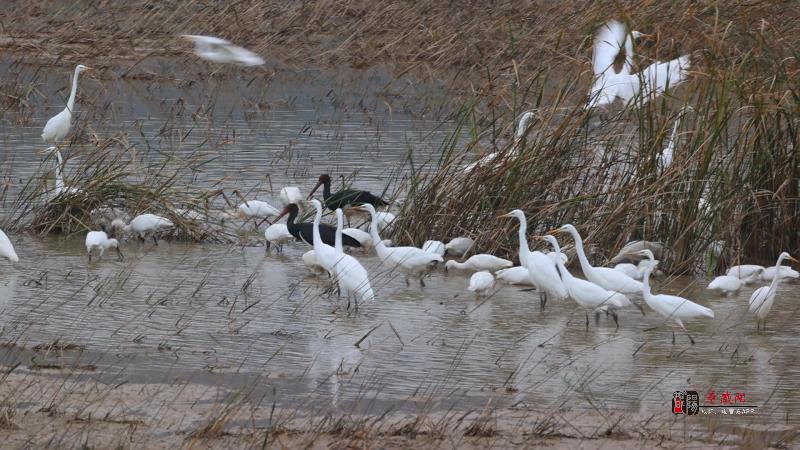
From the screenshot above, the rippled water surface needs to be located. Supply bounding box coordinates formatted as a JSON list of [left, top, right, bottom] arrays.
[[0, 66, 798, 434]]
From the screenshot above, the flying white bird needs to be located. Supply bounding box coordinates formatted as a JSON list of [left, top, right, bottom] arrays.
[[587, 20, 690, 109], [638, 250, 714, 344], [0, 229, 19, 262], [181, 35, 265, 66], [468, 271, 495, 299], [42, 64, 90, 144], [749, 252, 798, 330], [85, 231, 122, 261]]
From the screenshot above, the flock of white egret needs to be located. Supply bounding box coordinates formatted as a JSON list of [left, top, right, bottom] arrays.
[[1, 21, 794, 349]]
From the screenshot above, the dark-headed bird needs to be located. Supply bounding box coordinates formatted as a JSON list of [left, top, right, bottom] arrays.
[[274, 203, 362, 248], [307, 174, 390, 211]]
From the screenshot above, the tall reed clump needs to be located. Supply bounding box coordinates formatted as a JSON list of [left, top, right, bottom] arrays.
[[4, 139, 231, 242], [395, 24, 798, 274]]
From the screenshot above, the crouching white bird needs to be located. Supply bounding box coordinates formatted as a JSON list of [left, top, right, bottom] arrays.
[[42, 64, 90, 144], [749, 252, 798, 331], [358, 203, 443, 287], [760, 265, 799, 282], [85, 231, 123, 261], [637, 250, 714, 344], [264, 223, 293, 253], [124, 214, 174, 244], [539, 235, 628, 328], [495, 266, 535, 286], [707, 275, 743, 296], [0, 229, 19, 262], [445, 254, 512, 273], [468, 271, 495, 299], [232, 190, 281, 225], [181, 35, 265, 66], [422, 240, 445, 257], [444, 237, 474, 257]]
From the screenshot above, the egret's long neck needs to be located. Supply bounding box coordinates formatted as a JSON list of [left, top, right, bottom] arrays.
[[312, 206, 323, 251], [554, 256, 573, 282], [516, 216, 532, 261], [569, 229, 594, 275], [334, 212, 343, 256], [367, 210, 382, 245], [641, 266, 654, 301], [67, 67, 81, 112], [768, 255, 787, 293]]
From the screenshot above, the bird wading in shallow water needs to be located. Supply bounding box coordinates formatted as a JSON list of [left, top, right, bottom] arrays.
[[181, 35, 265, 66], [749, 252, 798, 331], [274, 203, 362, 249]]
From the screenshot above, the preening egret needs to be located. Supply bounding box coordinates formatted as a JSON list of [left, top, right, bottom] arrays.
[[553, 225, 644, 299], [706, 275, 743, 296], [85, 231, 123, 261], [42, 64, 90, 144], [0, 229, 19, 262], [749, 252, 798, 330], [726, 264, 765, 284], [274, 203, 361, 248], [587, 20, 690, 108], [444, 237, 475, 257], [463, 111, 536, 173], [468, 271, 495, 299], [445, 254, 512, 273], [124, 214, 174, 244], [637, 250, 714, 344], [51, 149, 82, 197], [422, 240, 446, 257], [307, 174, 390, 211], [181, 35, 265, 66], [333, 208, 375, 310], [360, 203, 443, 287], [264, 223, 293, 253], [539, 235, 628, 329], [495, 266, 535, 286], [760, 265, 799, 282], [279, 187, 304, 206], [501, 209, 566, 310], [342, 228, 373, 251]]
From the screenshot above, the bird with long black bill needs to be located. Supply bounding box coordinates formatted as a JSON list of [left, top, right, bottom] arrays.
[[273, 203, 362, 248], [306, 174, 390, 211]]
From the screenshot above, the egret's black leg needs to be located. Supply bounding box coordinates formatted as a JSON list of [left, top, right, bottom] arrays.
[[610, 310, 619, 329], [595, 311, 601, 324], [686, 331, 695, 345], [672, 330, 676, 345], [152, 235, 158, 246], [585, 312, 589, 330]]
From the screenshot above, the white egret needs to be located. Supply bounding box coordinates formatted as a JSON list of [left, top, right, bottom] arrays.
[[637, 250, 714, 344], [124, 214, 174, 244], [264, 223, 293, 253], [308, 200, 336, 276], [706, 275, 743, 296], [0, 229, 19, 262], [333, 208, 375, 310], [760, 265, 799, 282], [445, 254, 512, 273], [587, 20, 690, 108], [553, 225, 644, 298], [613, 263, 639, 279], [749, 252, 798, 330], [658, 105, 693, 172], [181, 35, 265, 66], [42, 64, 90, 144], [85, 231, 123, 261], [726, 264, 765, 284], [374, 211, 396, 233], [444, 237, 474, 257], [500, 209, 567, 310], [231, 190, 281, 227], [51, 148, 82, 197], [302, 250, 326, 276], [359, 203, 443, 287], [463, 111, 536, 173], [422, 240, 446, 257], [495, 266, 535, 286], [342, 228, 373, 251], [468, 271, 495, 299], [539, 235, 627, 328]]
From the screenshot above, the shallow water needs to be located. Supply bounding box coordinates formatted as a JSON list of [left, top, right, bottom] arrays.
[[0, 64, 798, 438]]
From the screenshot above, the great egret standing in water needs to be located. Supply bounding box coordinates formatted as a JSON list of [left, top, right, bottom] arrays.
[[333, 208, 375, 310], [181, 35, 265, 66], [637, 250, 714, 344], [0, 229, 19, 262], [42, 64, 90, 144], [749, 252, 798, 331]]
